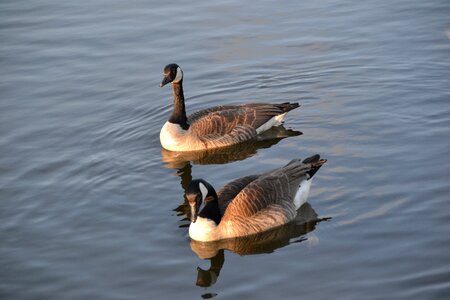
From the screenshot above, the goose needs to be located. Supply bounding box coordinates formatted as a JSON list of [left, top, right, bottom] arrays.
[[159, 63, 300, 151], [190, 203, 323, 259], [185, 154, 326, 242], [161, 125, 302, 169]]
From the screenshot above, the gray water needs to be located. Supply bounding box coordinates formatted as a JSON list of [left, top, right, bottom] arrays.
[[1, 1, 450, 299]]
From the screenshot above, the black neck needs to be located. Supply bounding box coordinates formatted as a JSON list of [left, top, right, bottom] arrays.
[[199, 197, 222, 225], [169, 81, 189, 130]]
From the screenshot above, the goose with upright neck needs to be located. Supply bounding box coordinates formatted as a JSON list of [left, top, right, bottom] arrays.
[[159, 63, 301, 152], [185, 154, 327, 242]]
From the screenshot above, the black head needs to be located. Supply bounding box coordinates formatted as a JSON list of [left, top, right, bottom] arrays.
[[160, 63, 183, 87], [186, 179, 219, 224]]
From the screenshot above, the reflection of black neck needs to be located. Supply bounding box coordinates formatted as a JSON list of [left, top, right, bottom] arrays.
[[199, 196, 221, 225], [169, 81, 189, 130], [178, 162, 192, 191], [196, 250, 225, 288]]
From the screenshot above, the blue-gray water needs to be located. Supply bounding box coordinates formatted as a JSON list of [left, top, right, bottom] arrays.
[[1, 1, 449, 299]]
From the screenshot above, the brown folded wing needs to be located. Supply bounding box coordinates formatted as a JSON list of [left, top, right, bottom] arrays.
[[219, 159, 316, 236]]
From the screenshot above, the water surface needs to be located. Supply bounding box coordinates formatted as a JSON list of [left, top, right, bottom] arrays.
[[1, 1, 450, 299]]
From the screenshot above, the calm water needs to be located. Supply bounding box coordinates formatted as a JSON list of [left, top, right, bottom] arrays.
[[1, 1, 450, 299]]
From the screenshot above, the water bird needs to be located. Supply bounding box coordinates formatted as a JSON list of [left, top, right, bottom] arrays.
[[161, 125, 302, 169], [160, 63, 300, 151], [185, 154, 326, 242]]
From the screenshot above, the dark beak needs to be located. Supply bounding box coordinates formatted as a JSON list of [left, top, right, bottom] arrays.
[[160, 75, 172, 87], [190, 203, 198, 223]]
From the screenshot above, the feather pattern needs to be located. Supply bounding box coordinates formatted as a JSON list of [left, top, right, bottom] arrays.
[[159, 64, 300, 151], [188, 155, 326, 241], [216, 175, 259, 215], [162, 103, 299, 151]]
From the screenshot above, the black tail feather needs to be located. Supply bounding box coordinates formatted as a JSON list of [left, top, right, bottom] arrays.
[[277, 102, 300, 113]]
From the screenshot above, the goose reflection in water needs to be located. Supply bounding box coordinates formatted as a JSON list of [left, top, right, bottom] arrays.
[[192, 203, 329, 287], [161, 125, 301, 169]]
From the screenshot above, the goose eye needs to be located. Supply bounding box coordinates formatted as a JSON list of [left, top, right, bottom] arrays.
[[204, 195, 215, 202]]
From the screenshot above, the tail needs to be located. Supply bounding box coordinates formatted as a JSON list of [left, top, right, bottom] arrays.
[[302, 154, 327, 179], [283, 154, 326, 180], [292, 154, 326, 208], [275, 102, 300, 113]]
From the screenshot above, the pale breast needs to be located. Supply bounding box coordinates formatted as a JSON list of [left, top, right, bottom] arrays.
[[160, 121, 205, 151], [189, 217, 220, 242], [160, 122, 187, 151]]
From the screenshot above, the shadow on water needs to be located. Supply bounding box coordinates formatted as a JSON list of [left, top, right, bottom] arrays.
[[192, 204, 329, 288], [161, 125, 301, 169]]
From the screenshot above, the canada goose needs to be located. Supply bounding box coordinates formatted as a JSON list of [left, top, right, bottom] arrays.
[[185, 154, 326, 242], [190, 203, 324, 259], [160, 63, 300, 151], [161, 125, 302, 169]]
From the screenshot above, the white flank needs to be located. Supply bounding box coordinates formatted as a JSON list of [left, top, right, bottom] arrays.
[[255, 113, 287, 134], [189, 217, 218, 241], [294, 179, 312, 209], [160, 121, 187, 151]]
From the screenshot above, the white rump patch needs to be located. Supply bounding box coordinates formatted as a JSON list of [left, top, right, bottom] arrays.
[[173, 67, 183, 83], [294, 179, 312, 209], [256, 113, 287, 134]]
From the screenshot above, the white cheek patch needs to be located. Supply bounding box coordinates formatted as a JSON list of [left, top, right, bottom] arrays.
[[199, 182, 208, 201], [173, 67, 183, 83], [198, 200, 207, 214]]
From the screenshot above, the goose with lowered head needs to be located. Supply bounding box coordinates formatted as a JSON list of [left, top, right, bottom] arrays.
[[159, 64, 300, 151], [185, 154, 326, 242]]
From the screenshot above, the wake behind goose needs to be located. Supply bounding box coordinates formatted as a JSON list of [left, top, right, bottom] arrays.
[[159, 63, 300, 151]]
